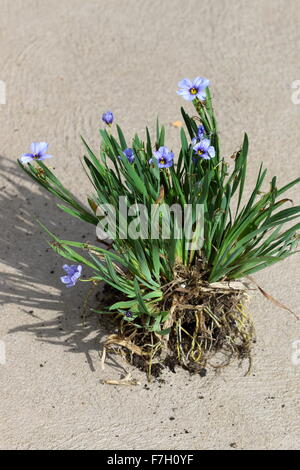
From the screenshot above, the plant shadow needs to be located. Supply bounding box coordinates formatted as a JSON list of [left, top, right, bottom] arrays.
[[0, 156, 124, 373]]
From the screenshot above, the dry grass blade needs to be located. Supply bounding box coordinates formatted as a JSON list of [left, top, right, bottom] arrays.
[[247, 275, 299, 320], [208, 280, 253, 291], [102, 372, 141, 386], [104, 334, 148, 356]]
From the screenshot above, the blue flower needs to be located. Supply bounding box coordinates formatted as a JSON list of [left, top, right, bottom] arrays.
[[149, 146, 174, 169], [125, 311, 133, 318], [192, 125, 206, 145], [20, 142, 53, 164], [197, 125, 206, 140], [177, 77, 209, 102], [102, 111, 114, 125], [122, 148, 135, 164], [193, 139, 215, 161], [60, 264, 82, 288]]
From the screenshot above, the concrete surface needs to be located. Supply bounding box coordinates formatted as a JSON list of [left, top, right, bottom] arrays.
[[0, 0, 300, 450]]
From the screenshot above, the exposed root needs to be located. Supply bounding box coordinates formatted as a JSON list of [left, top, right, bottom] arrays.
[[100, 265, 255, 380]]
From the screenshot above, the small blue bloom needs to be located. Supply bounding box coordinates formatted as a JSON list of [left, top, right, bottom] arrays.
[[125, 311, 133, 318], [121, 148, 135, 164], [60, 264, 82, 288], [197, 125, 206, 140], [193, 139, 215, 161], [192, 125, 206, 146], [149, 146, 174, 169], [102, 111, 114, 125], [20, 142, 53, 164], [177, 77, 209, 102]]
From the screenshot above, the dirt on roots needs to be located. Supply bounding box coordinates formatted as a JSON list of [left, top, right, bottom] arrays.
[[99, 264, 255, 380]]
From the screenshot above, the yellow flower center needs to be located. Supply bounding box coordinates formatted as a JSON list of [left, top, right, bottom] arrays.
[[197, 149, 204, 155], [190, 87, 197, 95], [33, 154, 39, 159], [159, 158, 166, 165]]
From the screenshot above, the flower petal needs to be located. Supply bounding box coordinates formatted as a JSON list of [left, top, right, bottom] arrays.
[[197, 125, 205, 139], [177, 90, 194, 101], [68, 265, 80, 276], [176, 89, 188, 96], [60, 275, 71, 284], [38, 154, 53, 160], [196, 90, 207, 101], [19, 154, 34, 164], [36, 142, 49, 155], [186, 94, 196, 101], [30, 142, 39, 154], [178, 78, 192, 89], [65, 281, 75, 288], [200, 139, 211, 151], [193, 77, 209, 89], [159, 146, 169, 156], [62, 265, 72, 274], [208, 146, 216, 158], [71, 273, 80, 283]]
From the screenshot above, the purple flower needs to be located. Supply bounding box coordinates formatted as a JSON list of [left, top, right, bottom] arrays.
[[60, 264, 82, 288], [125, 311, 133, 318], [121, 148, 135, 164], [192, 125, 206, 145], [177, 77, 209, 101], [149, 146, 174, 169], [197, 125, 206, 140], [193, 139, 215, 161], [102, 111, 114, 125], [20, 142, 53, 164]]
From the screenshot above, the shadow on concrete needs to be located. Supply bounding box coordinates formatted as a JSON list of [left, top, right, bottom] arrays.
[[0, 156, 123, 373]]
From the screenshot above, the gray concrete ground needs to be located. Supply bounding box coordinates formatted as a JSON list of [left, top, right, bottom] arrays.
[[0, 0, 299, 450]]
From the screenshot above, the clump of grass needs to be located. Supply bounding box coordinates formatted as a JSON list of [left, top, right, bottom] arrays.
[[19, 78, 300, 379]]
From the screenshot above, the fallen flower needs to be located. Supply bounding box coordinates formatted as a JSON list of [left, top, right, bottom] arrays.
[[60, 264, 82, 288]]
